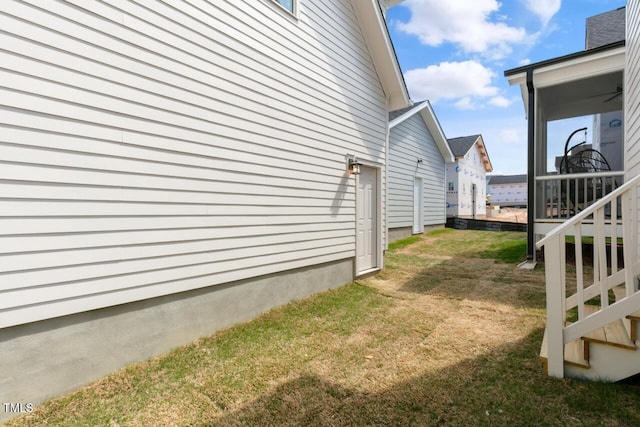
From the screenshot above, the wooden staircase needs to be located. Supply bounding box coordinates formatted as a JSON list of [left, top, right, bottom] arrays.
[[541, 299, 640, 380], [536, 174, 640, 380]]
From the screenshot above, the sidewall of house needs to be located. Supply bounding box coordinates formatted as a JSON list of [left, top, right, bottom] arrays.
[[0, 0, 391, 417], [627, 0, 640, 178], [388, 114, 446, 239], [0, 0, 388, 328], [626, 0, 640, 258]]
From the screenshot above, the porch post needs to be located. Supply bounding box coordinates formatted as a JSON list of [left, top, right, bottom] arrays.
[[526, 69, 535, 262]]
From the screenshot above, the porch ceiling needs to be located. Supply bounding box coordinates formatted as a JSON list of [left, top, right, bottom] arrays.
[[539, 71, 623, 120], [506, 43, 625, 121]]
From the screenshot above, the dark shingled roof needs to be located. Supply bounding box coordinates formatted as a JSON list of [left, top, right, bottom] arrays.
[[447, 135, 481, 157], [586, 7, 625, 50], [388, 100, 426, 121], [487, 174, 527, 185]]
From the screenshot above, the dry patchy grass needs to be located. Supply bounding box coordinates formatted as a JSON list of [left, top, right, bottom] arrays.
[[6, 229, 640, 426]]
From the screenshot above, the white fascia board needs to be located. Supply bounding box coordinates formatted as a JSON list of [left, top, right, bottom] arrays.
[[352, 0, 410, 111], [388, 101, 454, 162], [388, 102, 421, 129], [474, 136, 494, 173], [532, 46, 624, 88], [506, 71, 529, 117], [420, 102, 454, 163]]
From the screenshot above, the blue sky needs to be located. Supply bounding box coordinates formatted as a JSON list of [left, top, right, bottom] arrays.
[[386, 0, 626, 175]]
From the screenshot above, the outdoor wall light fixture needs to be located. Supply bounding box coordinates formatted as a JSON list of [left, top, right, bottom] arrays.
[[348, 158, 362, 175]]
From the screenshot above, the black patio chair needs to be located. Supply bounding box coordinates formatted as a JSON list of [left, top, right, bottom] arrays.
[[558, 128, 613, 215]]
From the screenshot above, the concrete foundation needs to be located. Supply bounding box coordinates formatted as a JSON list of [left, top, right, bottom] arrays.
[[387, 224, 444, 243], [0, 258, 354, 422], [388, 226, 414, 243]]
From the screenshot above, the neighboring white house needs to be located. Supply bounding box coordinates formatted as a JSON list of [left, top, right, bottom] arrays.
[[487, 174, 528, 207], [387, 101, 454, 242], [445, 135, 493, 218], [0, 0, 410, 420]]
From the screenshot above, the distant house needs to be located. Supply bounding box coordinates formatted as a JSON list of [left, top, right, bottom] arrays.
[[387, 101, 454, 242], [446, 135, 493, 218], [0, 0, 410, 420], [487, 174, 527, 207]]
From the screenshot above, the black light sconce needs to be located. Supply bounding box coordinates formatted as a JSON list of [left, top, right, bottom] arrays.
[[348, 158, 362, 175]]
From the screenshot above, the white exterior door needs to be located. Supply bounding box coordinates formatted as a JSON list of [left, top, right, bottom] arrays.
[[413, 177, 423, 234], [357, 166, 377, 272]]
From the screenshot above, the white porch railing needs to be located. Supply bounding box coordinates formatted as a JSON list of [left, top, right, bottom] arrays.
[[536, 171, 625, 220], [536, 173, 640, 378]]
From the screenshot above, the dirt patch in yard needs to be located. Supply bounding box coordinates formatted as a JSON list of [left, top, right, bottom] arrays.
[[485, 207, 528, 223]]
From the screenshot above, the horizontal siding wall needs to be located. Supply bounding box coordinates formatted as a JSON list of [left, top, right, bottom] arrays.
[[627, 0, 640, 178], [388, 114, 445, 228], [0, 0, 388, 328]]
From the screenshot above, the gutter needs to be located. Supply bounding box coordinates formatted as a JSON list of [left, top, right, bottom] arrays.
[[504, 40, 625, 77]]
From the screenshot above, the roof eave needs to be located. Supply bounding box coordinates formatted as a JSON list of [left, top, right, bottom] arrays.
[[420, 102, 454, 162], [471, 135, 493, 173], [352, 0, 410, 111], [505, 42, 625, 117], [389, 101, 454, 162]]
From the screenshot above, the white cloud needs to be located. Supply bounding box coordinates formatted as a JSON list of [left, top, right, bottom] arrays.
[[455, 97, 476, 110], [404, 60, 501, 108], [523, 0, 561, 27], [488, 96, 513, 108], [499, 128, 525, 145], [397, 0, 529, 60]]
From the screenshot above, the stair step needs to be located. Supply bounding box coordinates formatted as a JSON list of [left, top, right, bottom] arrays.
[[582, 319, 637, 350], [540, 329, 589, 370], [578, 304, 636, 350], [541, 304, 639, 375]]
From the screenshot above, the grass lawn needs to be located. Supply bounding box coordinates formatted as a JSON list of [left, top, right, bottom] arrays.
[[6, 229, 640, 426]]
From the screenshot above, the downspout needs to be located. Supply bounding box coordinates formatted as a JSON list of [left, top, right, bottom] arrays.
[[526, 69, 535, 262]]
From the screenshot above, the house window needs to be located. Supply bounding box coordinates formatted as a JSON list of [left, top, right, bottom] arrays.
[[448, 182, 454, 191], [272, 0, 296, 14]]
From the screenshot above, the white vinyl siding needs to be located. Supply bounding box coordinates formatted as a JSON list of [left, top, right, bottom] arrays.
[[0, 0, 388, 328], [627, 0, 640, 177], [388, 114, 446, 229]]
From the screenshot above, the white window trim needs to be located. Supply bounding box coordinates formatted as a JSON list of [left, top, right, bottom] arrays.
[[269, 0, 298, 17]]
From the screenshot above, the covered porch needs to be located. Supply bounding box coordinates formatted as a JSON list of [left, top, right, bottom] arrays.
[[505, 41, 625, 261]]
